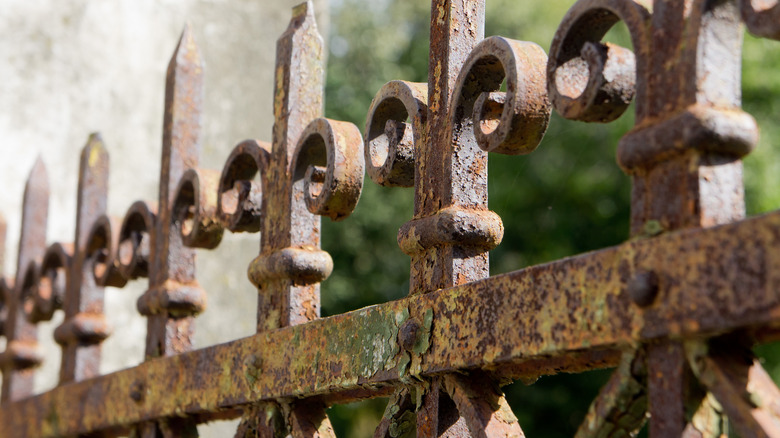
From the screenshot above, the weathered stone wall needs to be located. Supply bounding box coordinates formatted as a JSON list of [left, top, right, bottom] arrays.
[[0, 0, 328, 434]]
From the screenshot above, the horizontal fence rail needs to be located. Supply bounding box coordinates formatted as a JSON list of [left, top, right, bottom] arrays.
[[1, 0, 780, 436]]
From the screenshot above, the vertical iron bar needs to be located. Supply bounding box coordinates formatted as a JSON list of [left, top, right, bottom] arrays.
[[410, 1, 487, 436], [0, 158, 48, 402], [411, 0, 486, 295], [255, 1, 325, 331], [142, 24, 205, 359], [244, 2, 335, 436], [55, 134, 110, 384], [620, 0, 752, 435], [134, 25, 205, 438]]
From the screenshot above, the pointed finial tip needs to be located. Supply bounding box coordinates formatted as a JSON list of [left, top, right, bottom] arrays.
[[181, 22, 194, 39], [292, 1, 315, 19], [168, 22, 203, 72], [177, 22, 199, 51], [86, 132, 106, 150], [82, 132, 108, 169], [27, 155, 49, 191], [31, 155, 46, 173]]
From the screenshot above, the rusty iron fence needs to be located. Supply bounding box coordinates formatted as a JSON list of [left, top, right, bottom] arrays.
[[1, 0, 779, 436]]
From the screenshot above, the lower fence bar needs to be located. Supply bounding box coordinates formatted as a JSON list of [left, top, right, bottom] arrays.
[[5, 209, 780, 436]]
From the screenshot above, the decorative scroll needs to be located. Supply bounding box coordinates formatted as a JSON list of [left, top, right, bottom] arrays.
[[365, 80, 427, 187], [364, 0, 551, 434]]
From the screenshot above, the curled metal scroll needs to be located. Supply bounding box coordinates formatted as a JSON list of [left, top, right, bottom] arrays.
[[292, 118, 365, 221], [118, 201, 156, 280], [548, 0, 651, 123], [24, 243, 71, 323], [217, 140, 271, 232], [741, 0, 780, 40], [364, 80, 427, 186], [87, 215, 125, 288], [174, 168, 224, 249], [451, 36, 551, 155]]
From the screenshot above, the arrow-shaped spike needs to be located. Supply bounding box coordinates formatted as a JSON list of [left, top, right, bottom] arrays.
[[242, 3, 335, 435], [160, 23, 203, 222], [144, 23, 205, 354], [272, 0, 323, 168], [56, 133, 110, 384], [133, 26, 205, 437], [17, 157, 49, 282]]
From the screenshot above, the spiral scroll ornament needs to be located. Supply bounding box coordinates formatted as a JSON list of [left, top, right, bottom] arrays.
[[217, 140, 271, 232], [452, 36, 551, 155], [547, 0, 650, 123], [365, 80, 427, 187]]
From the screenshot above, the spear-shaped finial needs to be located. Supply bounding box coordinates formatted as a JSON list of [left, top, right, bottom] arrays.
[[0, 157, 48, 402], [254, 0, 325, 331], [133, 25, 206, 438], [137, 24, 206, 359], [241, 2, 340, 435], [54, 134, 111, 384]]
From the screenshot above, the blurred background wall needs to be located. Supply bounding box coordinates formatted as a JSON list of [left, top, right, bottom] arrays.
[[0, 1, 328, 435]]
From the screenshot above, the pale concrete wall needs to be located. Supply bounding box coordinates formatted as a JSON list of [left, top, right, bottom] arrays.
[[0, 0, 328, 435]]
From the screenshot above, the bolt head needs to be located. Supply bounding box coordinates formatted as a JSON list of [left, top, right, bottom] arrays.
[[129, 380, 145, 403], [628, 271, 659, 308], [398, 319, 421, 352]]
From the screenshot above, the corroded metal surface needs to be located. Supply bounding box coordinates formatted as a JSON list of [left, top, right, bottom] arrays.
[[547, 0, 764, 434], [5, 210, 780, 435], [688, 341, 780, 437], [366, 0, 551, 433], [0, 158, 48, 402], [128, 24, 207, 438], [0, 0, 779, 436], [240, 1, 363, 434], [54, 134, 111, 384], [139, 24, 206, 358]]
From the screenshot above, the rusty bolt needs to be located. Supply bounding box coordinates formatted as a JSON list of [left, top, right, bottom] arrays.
[[628, 271, 659, 308], [398, 319, 421, 352], [129, 380, 145, 403]]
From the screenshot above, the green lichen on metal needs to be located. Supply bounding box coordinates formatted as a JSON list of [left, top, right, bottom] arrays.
[[243, 354, 262, 387], [398, 351, 411, 378], [575, 351, 648, 438], [388, 410, 416, 438], [689, 393, 727, 437], [43, 402, 60, 437], [641, 219, 665, 237], [380, 388, 417, 438], [325, 305, 409, 381], [412, 308, 433, 355]]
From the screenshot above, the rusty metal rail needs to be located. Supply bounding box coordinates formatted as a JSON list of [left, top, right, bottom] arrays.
[[1, 0, 779, 436]]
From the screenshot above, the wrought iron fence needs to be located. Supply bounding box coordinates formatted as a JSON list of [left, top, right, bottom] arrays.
[[1, 0, 779, 436]]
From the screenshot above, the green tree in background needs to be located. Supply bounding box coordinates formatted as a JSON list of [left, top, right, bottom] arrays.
[[321, 0, 780, 436]]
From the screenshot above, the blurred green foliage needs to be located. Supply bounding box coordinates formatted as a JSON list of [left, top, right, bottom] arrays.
[[321, 0, 780, 436]]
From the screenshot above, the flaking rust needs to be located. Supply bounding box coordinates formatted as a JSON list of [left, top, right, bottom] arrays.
[[240, 1, 364, 435], [9, 210, 780, 435], [365, 0, 548, 434], [133, 24, 206, 438]]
